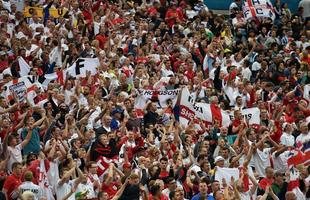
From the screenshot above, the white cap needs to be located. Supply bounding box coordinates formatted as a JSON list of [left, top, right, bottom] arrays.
[[214, 156, 224, 163], [16, 32, 27, 39]]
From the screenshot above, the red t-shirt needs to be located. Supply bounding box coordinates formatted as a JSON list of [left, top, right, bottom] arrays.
[[3, 174, 22, 200], [159, 171, 169, 179], [101, 181, 118, 199], [259, 178, 274, 191], [95, 34, 107, 49], [184, 70, 195, 80]]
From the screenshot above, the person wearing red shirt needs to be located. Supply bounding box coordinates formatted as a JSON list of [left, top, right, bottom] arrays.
[[165, 3, 183, 28], [159, 157, 170, 180], [259, 166, 274, 191], [101, 163, 123, 199], [184, 62, 196, 80], [117, 131, 145, 162], [95, 26, 108, 50], [2, 162, 23, 200], [231, 110, 245, 135], [0, 118, 10, 141], [149, 184, 169, 200]]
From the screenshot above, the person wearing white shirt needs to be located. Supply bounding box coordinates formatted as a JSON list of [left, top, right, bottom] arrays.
[[296, 122, 310, 145], [280, 123, 295, 147], [241, 62, 252, 81], [56, 164, 84, 200], [272, 147, 290, 174], [19, 171, 43, 200], [6, 123, 33, 172], [86, 162, 101, 196], [252, 134, 280, 178], [75, 176, 96, 199]]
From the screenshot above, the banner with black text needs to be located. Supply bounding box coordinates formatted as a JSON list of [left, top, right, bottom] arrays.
[[134, 89, 180, 118], [242, 0, 275, 21]]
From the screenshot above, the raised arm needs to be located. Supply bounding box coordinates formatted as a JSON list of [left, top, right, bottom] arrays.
[[58, 164, 76, 186], [74, 165, 86, 188], [248, 172, 259, 195], [104, 163, 114, 186], [243, 144, 255, 168], [20, 126, 34, 148], [111, 178, 129, 200]]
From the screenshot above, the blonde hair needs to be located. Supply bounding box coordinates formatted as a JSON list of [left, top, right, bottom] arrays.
[[22, 191, 34, 200]]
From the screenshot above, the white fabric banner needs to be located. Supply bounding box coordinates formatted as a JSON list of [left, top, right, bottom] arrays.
[[243, 0, 275, 21], [229, 107, 261, 125], [39, 159, 55, 200], [134, 89, 180, 118], [214, 167, 240, 185], [2, 76, 36, 102], [66, 58, 100, 78], [179, 87, 231, 127], [1, 76, 45, 103], [18, 56, 31, 76]]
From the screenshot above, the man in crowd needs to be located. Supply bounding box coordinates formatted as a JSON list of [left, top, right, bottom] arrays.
[[0, 0, 309, 199]]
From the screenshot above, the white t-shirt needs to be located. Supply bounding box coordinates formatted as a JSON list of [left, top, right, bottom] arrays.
[[7, 144, 23, 173], [280, 132, 295, 147], [87, 174, 100, 195], [272, 151, 289, 174], [19, 181, 43, 200], [64, 89, 75, 105], [56, 179, 75, 200], [253, 148, 271, 178], [242, 67, 252, 81], [251, 61, 261, 72], [47, 159, 60, 194]]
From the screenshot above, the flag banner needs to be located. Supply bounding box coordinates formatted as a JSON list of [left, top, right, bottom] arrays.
[[288, 167, 306, 200], [214, 167, 239, 186], [229, 107, 261, 125], [300, 140, 310, 166], [24, 6, 68, 18], [179, 87, 231, 127], [66, 58, 100, 78], [2, 76, 39, 102], [18, 56, 31, 76], [242, 0, 275, 21], [134, 89, 180, 118], [96, 156, 119, 180], [287, 149, 305, 168], [39, 159, 55, 200], [1, 75, 43, 103]]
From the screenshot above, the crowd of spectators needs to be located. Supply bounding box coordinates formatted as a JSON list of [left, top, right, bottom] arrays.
[[0, 0, 310, 199]]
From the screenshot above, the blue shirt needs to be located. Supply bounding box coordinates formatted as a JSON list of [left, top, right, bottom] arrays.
[[191, 193, 215, 200], [22, 127, 41, 155]]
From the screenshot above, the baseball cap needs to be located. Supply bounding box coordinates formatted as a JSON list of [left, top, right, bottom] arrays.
[[214, 156, 224, 163], [111, 108, 124, 116]]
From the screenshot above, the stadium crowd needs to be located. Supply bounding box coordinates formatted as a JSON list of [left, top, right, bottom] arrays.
[[0, 0, 310, 199]]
